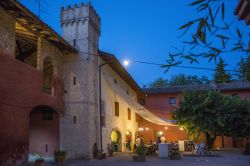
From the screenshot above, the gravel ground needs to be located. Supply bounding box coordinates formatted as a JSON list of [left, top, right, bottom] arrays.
[[40, 151, 250, 166]]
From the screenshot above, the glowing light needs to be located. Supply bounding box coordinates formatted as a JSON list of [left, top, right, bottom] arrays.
[[123, 60, 130, 67], [126, 131, 130, 135], [146, 127, 149, 131], [159, 131, 163, 135], [180, 127, 184, 131], [165, 127, 168, 130], [139, 128, 144, 131]]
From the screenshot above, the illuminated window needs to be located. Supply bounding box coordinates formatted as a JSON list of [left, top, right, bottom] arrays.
[[136, 113, 143, 122], [115, 102, 119, 117], [127, 108, 131, 120]]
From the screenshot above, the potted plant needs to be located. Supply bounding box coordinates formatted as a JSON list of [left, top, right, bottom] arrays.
[[132, 144, 145, 162], [244, 142, 250, 155], [35, 158, 44, 166], [97, 150, 106, 160], [107, 144, 113, 157], [54, 150, 67, 165], [93, 143, 99, 159]]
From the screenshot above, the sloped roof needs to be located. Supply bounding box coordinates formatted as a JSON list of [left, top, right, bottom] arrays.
[[99, 51, 144, 98], [0, 0, 77, 53], [143, 82, 250, 95]]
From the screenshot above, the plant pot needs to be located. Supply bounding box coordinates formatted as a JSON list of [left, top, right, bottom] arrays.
[[132, 155, 145, 162], [108, 151, 113, 157], [55, 156, 66, 164], [35, 159, 44, 166], [98, 153, 106, 160]]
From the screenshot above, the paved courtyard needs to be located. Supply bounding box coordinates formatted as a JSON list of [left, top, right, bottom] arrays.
[[40, 151, 250, 166]]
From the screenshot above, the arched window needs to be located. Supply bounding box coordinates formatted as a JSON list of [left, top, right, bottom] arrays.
[[43, 57, 54, 95]]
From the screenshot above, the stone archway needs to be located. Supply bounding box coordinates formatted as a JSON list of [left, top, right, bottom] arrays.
[[110, 128, 122, 152], [125, 130, 133, 151], [29, 106, 59, 157]]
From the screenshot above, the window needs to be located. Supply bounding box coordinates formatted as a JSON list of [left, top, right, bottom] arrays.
[[115, 102, 119, 117], [73, 39, 76, 47], [136, 113, 143, 122], [232, 94, 238, 97], [169, 97, 176, 105], [126, 90, 129, 95], [127, 108, 131, 120], [73, 77, 76, 85], [42, 110, 53, 120], [73, 116, 76, 124]]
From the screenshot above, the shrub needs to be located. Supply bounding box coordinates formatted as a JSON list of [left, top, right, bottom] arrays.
[[136, 144, 145, 156], [244, 142, 250, 155], [54, 150, 66, 163], [93, 143, 98, 159]]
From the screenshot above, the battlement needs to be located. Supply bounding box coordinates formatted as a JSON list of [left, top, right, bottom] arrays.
[[60, 2, 100, 34]]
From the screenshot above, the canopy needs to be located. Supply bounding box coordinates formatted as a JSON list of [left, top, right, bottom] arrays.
[[103, 73, 177, 126], [126, 96, 177, 126]]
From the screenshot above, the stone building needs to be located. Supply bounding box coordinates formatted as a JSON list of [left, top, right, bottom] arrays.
[[1, 0, 250, 164], [0, 0, 153, 163]]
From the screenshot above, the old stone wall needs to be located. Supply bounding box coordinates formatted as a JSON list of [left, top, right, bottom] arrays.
[[0, 8, 16, 56], [60, 2, 100, 159]]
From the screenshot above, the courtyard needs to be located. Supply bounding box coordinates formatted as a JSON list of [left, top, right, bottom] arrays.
[[35, 151, 250, 166]]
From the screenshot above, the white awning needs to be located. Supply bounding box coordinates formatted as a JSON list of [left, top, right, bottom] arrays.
[[103, 73, 177, 126], [128, 97, 177, 126]]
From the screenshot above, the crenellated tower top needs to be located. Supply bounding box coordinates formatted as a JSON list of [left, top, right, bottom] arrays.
[[60, 2, 101, 36]]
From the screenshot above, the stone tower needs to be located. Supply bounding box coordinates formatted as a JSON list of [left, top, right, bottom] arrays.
[[60, 2, 101, 159]]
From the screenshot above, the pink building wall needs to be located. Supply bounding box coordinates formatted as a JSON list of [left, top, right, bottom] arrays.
[[0, 53, 64, 163], [140, 89, 250, 148]]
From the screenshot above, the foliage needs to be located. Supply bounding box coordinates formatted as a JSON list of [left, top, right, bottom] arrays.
[[107, 144, 113, 157], [162, 0, 250, 72], [147, 78, 169, 88], [244, 141, 250, 155], [54, 150, 67, 164], [169, 74, 209, 85], [237, 56, 250, 82], [135, 144, 145, 156], [173, 91, 250, 149], [214, 58, 232, 83], [35, 158, 44, 166], [93, 143, 99, 159], [145, 74, 209, 88]]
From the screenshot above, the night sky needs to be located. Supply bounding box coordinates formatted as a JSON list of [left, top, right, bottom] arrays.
[[20, 0, 249, 86]]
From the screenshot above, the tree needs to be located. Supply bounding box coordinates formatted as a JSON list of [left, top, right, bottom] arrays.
[[146, 78, 169, 88], [238, 56, 250, 82], [214, 58, 231, 83], [169, 74, 209, 86], [162, 0, 250, 72], [146, 74, 209, 88], [173, 90, 250, 149]]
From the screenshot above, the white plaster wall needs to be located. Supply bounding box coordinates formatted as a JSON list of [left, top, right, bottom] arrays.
[[101, 65, 138, 152]]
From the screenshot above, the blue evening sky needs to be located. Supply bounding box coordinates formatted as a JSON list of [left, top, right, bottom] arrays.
[[20, 0, 249, 86]]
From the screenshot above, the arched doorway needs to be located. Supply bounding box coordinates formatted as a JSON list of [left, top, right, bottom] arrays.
[[125, 131, 132, 151], [43, 57, 54, 95], [29, 106, 59, 156], [110, 129, 122, 152]]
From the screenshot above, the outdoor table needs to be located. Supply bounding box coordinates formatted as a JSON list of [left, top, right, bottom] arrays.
[[158, 143, 170, 158]]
